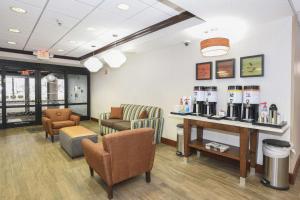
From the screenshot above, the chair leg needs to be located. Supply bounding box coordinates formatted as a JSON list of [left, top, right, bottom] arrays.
[[45, 132, 48, 139], [146, 171, 151, 183], [51, 135, 54, 143], [89, 166, 94, 177], [107, 185, 113, 199]]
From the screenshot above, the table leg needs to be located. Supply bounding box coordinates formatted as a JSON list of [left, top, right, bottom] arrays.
[[239, 128, 250, 186], [183, 118, 191, 157], [196, 126, 203, 158], [197, 126, 203, 142], [250, 129, 258, 175]]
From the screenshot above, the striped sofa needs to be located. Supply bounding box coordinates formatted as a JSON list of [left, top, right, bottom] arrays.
[[99, 104, 164, 143]]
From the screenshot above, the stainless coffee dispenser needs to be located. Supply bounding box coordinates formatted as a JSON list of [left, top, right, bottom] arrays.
[[242, 85, 260, 122], [203, 86, 217, 116], [226, 85, 243, 120], [193, 86, 205, 115]]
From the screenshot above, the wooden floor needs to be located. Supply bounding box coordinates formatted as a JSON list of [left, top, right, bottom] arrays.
[[0, 121, 300, 200]]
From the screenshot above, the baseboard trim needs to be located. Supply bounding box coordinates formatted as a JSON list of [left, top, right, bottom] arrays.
[[161, 137, 296, 184], [161, 137, 177, 147], [91, 117, 99, 122]]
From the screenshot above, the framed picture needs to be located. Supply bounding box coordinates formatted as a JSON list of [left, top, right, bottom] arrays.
[[240, 54, 264, 77], [196, 62, 212, 80], [216, 59, 235, 79]]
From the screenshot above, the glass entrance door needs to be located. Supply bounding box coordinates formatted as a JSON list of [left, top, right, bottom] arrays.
[[5, 69, 37, 126], [41, 71, 65, 112]]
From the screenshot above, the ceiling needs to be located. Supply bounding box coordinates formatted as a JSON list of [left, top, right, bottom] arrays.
[[0, 0, 298, 62], [169, 0, 294, 26], [0, 0, 184, 57], [117, 0, 297, 55]]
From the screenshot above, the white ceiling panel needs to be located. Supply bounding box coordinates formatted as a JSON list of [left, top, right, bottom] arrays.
[[0, 0, 44, 50], [15, 0, 48, 8], [24, 9, 79, 51], [74, 0, 104, 7], [152, 1, 181, 16], [118, 7, 171, 31], [47, 0, 94, 19], [138, 0, 157, 6], [99, 0, 149, 19]]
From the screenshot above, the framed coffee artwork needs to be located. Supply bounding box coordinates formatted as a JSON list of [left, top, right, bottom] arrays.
[[196, 62, 212, 80], [240, 54, 264, 77], [216, 59, 235, 79]]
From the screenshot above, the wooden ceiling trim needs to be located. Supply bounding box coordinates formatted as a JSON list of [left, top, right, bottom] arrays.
[[79, 11, 195, 60]]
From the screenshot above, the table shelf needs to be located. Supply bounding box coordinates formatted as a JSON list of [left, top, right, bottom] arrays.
[[189, 139, 240, 161]]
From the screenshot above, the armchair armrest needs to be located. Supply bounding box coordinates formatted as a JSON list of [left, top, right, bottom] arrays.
[[99, 112, 111, 126], [131, 118, 164, 144], [70, 114, 80, 125], [42, 116, 53, 135], [81, 139, 112, 186]]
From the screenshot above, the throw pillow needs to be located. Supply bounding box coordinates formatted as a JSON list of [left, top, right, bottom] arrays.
[[110, 107, 123, 119], [139, 110, 148, 119]]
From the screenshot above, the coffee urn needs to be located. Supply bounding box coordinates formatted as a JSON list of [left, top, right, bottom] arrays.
[[226, 86, 243, 120], [203, 86, 217, 116], [193, 86, 205, 115], [242, 85, 260, 122]]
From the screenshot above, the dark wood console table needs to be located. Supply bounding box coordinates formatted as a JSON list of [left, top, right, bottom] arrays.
[[169, 114, 289, 185]]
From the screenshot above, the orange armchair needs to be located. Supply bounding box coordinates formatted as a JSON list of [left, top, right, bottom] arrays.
[[42, 108, 80, 142], [81, 128, 155, 199]]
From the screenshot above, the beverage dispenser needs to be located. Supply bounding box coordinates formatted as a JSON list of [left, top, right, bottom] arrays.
[[242, 85, 260, 122], [203, 86, 217, 116], [193, 86, 205, 115], [227, 85, 243, 120]]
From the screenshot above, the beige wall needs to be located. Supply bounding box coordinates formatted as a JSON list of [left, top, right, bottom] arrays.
[[291, 17, 300, 172], [91, 17, 294, 170]]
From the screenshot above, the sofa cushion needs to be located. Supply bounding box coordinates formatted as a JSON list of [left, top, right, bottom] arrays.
[[110, 107, 123, 119], [112, 121, 131, 131], [138, 110, 148, 119], [52, 120, 75, 129], [101, 119, 123, 127]]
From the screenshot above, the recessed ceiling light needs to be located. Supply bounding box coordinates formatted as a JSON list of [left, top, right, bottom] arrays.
[[57, 49, 64, 52], [10, 6, 27, 14], [7, 41, 16, 45], [118, 3, 129, 10], [8, 28, 20, 33], [87, 27, 96, 31], [69, 40, 76, 44]]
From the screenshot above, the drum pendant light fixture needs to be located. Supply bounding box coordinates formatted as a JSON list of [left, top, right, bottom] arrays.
[[200, 37, 230, 57]]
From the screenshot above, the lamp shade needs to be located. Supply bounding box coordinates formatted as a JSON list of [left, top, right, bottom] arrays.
[[200, 37, 230, 57], [84, 56, 103, 72], [102, 50, 127, 68]]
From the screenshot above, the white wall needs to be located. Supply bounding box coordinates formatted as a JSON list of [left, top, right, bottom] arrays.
[[91, 17, 293, 169]]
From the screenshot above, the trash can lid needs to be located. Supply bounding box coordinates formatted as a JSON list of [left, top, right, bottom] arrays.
[[263, 139, 290, 148], [176, 124, 184, 128]]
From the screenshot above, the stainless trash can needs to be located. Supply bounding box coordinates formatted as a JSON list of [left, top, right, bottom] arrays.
[[176, 124, 184, 156], [261, 139, 291, 190]]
